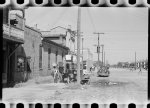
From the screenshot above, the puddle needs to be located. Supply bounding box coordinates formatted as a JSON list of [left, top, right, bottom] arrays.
[[91, 79, 129, 87]]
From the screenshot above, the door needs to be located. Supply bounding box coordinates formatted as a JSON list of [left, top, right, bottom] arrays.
[[7, 44, 16, 86], [3, 49, 7, 85]]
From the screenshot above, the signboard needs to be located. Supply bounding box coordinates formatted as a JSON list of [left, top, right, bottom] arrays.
[[65, 55, 73, 62], [97, 46, 100, 53]]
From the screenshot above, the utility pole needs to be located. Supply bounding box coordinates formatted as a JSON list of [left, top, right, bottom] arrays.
[[101, 44, 104, 66], [93, 32, 104, 66], [104, 51, 105, 66], [68, 25, 71, 53], [82, 37, 84, 70], [8, 7, 11, 38], [135, 52, 136, 70], [77, 7, 81, 84]]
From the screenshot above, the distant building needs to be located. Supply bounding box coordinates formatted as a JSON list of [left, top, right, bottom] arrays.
[[129, 59, 148, 70], [117, 62, 129, 68], [136, 59, 148, 69], [41, 26, 76, 54]]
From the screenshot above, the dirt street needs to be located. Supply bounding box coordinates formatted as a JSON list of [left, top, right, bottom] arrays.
[[3, 68, 148, 104]]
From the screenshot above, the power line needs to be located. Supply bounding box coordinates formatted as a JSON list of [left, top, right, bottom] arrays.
[[51, 7, 69, 28], [86, 8, 97, 32], [93, 32, 104, 63], [77, 7, 81, 84]]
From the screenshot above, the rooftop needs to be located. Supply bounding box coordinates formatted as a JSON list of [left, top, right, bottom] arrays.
[[41, 26, 68, 38], [42, 38, 69, 50]]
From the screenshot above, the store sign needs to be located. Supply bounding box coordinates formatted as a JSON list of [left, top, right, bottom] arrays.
[[65, 55, 72, 62]]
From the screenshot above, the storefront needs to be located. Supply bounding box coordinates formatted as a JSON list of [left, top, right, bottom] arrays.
[[3, 35, 24, 87], [2, 8, 25, 87]]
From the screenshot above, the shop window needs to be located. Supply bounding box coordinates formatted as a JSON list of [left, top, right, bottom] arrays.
[[39, 45, 42, 69]]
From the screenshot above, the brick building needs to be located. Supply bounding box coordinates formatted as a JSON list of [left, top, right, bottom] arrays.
[[3, 8, 25, 87], [41, 26, 76, 55], [41, 38, 69, 76], [3, 9, 69, 87], [15, 25, 69, 82], [16, 25, 43, 80]]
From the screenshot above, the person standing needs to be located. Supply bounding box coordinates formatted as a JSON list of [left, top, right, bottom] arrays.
[[58, 63, 63, 82], [138, 67, 142, 75], [51, 63, 61, 83]]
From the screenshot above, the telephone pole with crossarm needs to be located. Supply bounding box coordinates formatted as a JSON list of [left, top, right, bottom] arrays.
[[93, 32, 104, 66]]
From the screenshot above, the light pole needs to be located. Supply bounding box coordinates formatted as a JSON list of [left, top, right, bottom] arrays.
[[82, 37, 84, 70], [101, 44, 104, 66], [93, 32, 104, 66], [68, 25, 71, 52], [77, 7, 81, 84], [135, 52, 136, 70], [104, 51, 105, 66]]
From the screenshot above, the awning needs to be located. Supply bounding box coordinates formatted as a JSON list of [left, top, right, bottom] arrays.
[[3, 34, 24, 44]]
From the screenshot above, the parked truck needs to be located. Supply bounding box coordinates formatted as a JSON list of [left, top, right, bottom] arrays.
[[97, 65, 110, 77]]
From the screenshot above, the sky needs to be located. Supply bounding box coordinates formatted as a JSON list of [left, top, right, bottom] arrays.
[[22, 7, 148, 65]]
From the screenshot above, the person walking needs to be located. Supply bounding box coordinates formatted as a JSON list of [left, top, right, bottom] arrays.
[[138, 67, 142, 75], [51, 63, 61, 83]]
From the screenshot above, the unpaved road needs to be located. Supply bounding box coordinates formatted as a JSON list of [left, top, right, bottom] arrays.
[[2, 68, 148, 104]]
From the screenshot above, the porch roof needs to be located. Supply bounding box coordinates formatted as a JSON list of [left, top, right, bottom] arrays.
[[42, 38, 69, 51]]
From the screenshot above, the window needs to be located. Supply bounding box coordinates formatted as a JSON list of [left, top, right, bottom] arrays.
[[39, 45, 42, 69], [48, 48, 51, 69]]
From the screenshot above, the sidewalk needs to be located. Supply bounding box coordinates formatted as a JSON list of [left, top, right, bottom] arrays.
[[14, 75, 54, 88]]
